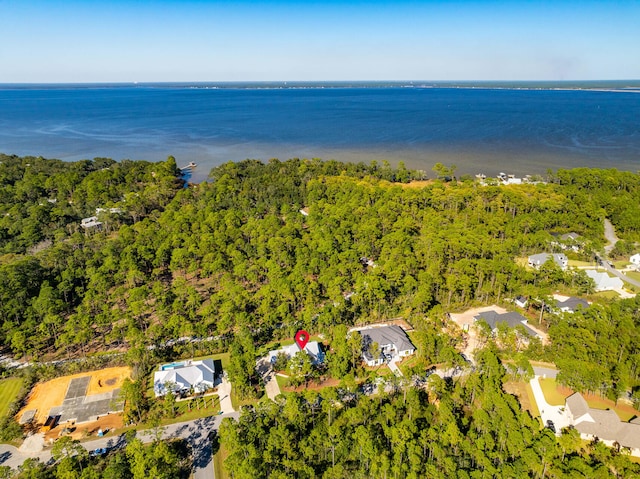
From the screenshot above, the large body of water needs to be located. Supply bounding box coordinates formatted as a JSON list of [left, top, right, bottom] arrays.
[[1, 82, 639, 182]]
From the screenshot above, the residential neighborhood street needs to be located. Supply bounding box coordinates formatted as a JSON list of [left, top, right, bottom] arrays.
[[0, 412, 239, 477], [599, 261, 640, 289]]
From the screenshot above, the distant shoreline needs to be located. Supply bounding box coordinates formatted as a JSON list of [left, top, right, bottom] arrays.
[[1, 80, 640, 92], [2, 85, 638, 183]]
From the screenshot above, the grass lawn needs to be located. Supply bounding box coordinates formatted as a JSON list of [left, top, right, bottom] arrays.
[[504, 381, 540, 418], [140, 395, 221, 428], [568, 260, 594, 267], [397, 355, 420, 376], [625, 270, 640, 282], [0, 377, 23, 419], [363, 364, 393, 377], [539, 378, 569, 406], [213, 442, 231, 479], [168, 395, 221, 424], [539, 378, 640, 422], [275, 374, 290, 391], [593, 290, 622, 300]]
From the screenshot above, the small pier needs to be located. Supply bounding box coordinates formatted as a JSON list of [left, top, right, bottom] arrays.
[[180, 161, 197, 170]]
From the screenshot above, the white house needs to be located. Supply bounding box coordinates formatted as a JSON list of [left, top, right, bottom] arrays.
[[358, 325, 415, 367], [566, 393, 640, 457], [528, 253, 568, 270], [631, 253, 640, 269], [80, 216, 102, 229], [267, 341, 324, 365], [584, 270, 623, 291], [153, 359, 216, 397], [514, 296, 528, 309]]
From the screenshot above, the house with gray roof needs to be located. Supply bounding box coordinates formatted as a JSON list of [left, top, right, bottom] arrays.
[[566, 392, 640, 456], [474, 310, 540, 338], [528, 253, 568, 270], [358, 326, 415, 367], [555, 297, 590, 313], [560, 232, 580, 242]]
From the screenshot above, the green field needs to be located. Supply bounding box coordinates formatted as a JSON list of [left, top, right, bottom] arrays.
[[214, 442, 231, 479], [539, 378, 640, 421], [538, 378, 568, 406], [568, 260, 594, 268], [625, 270, 640, 282], [0, 377, 23, 418], [594, 290, 622, 300]]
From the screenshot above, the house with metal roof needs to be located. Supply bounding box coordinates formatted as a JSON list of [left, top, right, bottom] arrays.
[[153, 359, 216, 397], [267, 341, 324, 366], [584, 270, 623, 291], [358, 325, 415, 367]]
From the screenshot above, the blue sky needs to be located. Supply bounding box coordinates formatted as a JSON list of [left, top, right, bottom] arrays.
[[1, 0, 638, 82]]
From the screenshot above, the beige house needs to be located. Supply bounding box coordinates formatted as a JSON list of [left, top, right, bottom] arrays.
[[566, 393, 640, 457]]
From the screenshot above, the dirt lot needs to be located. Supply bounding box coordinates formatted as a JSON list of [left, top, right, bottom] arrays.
[[18, 366, 131, 425], [43, 412, 124, 443], [283, 377, 340, 393]]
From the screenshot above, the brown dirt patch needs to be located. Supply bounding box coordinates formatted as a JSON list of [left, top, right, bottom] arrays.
[[283, 377, 340, 393], [18, 366, 132, 425], [397, 180, 434, 189], [44, 413, 124, 443], [86, 366, 131, 396], [555, 383, 640, 422]]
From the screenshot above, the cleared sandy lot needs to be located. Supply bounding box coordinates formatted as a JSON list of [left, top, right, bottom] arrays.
[[18, 366, 131, 425]]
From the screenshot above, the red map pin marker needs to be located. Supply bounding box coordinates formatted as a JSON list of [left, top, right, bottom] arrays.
[[295, 330, 310, 350]]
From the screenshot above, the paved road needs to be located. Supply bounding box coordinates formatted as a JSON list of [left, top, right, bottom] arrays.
[[0, 412, 239, 475], [599, 262, 640, 289], [597, 218, 640, 290], [533, 367, 558, 379]]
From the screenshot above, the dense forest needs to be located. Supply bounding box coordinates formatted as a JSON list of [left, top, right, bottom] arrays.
[[1, 156, 640, 398], [2, 154, 640, 476], [220, 350, 640, 478]]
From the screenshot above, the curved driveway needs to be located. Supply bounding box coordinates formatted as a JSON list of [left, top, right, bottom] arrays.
[[529, 373, 570, 435]]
